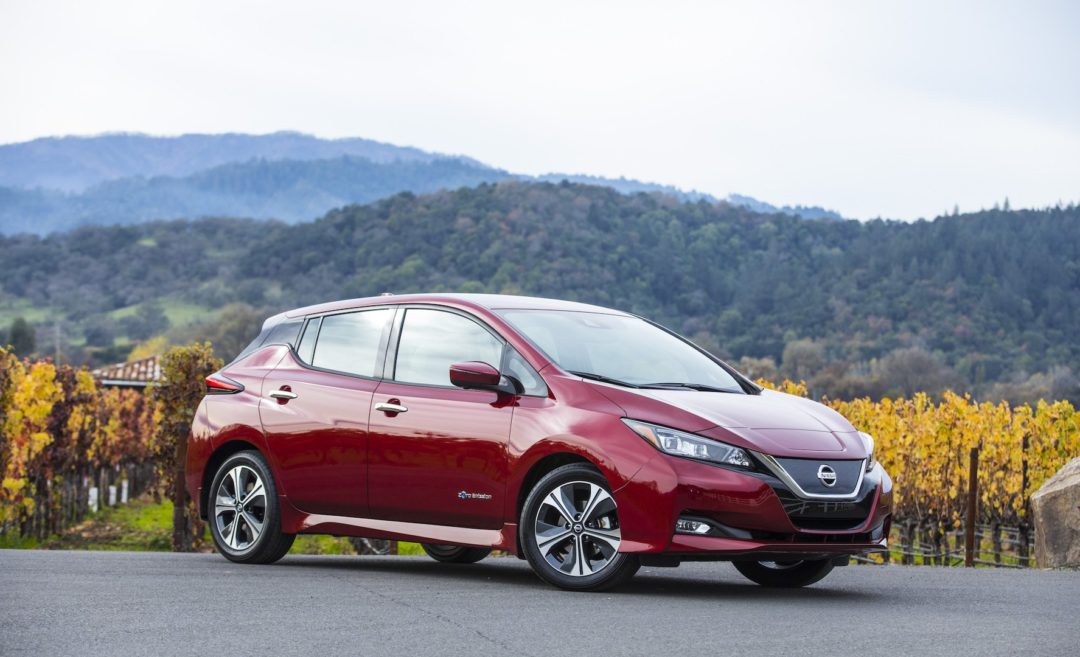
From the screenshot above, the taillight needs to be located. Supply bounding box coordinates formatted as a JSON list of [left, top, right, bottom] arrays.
[[205, 374, 244, 395]]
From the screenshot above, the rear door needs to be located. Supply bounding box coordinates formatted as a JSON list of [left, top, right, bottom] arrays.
[[260, 307, 395, 517], [367, 306, 515, 529]]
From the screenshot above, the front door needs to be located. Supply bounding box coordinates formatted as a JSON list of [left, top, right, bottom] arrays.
[[368, 307, 514, 529], [260, 307, 394, 517]]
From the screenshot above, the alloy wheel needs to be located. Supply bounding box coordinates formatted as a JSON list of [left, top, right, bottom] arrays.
[[214, 464, 267, 551], [533, 480, 621, 577]]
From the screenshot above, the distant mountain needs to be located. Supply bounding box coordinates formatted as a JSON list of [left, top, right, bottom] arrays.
[[534, 173, 717, 203], [0, 132, 844, 234], [0, 157, 511, 234], [725, 194, 843, 221], [0, 131, 471, 192]]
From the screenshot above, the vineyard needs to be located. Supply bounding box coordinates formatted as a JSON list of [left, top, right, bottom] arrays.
[[1, 346, 1078, 565], [0, 344, 218, 549], [0, 348, 156, 540], [762, 380, 1079, 565]]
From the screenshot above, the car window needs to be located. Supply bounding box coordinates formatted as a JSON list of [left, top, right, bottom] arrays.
[[295, 316, 321, 364], [498, 309, 745, 392], [310, 309, 393, 377], [394, 308, 503, 386], [231, 318, 303, 364], [504, 347, 547, 396]]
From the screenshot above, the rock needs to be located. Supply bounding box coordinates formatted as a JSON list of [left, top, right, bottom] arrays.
[[1031, 456, 1080, 569]]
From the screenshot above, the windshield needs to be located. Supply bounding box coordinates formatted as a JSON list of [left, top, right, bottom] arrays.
[[497, 310, 746, 393]]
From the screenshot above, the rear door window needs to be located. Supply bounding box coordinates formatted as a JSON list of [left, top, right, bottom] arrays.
[[310, 309, 394, 377]]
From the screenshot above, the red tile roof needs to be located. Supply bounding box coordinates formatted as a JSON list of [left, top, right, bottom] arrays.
[[91, 355, 161, 387]]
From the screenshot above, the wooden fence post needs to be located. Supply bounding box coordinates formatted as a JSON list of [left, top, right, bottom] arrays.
[[1019, 435, 1031, 567], [965, 446, 979, 567]]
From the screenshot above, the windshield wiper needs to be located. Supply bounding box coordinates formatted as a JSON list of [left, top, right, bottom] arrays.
[[643, 382, 740, 393], [568, 371, 642, 388]]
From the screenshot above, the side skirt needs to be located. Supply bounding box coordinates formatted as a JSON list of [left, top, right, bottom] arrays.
[[278, 497, 518, 553]]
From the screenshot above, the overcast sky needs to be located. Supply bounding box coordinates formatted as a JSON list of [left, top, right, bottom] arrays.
[[1, 0, 1077, 219]]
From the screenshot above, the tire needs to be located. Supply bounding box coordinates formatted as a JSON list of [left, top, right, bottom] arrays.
[[733, 559, 834, 587], [520, 463, 639, 591], [208, 450, 295, 564], [420, 543, 492, 564]]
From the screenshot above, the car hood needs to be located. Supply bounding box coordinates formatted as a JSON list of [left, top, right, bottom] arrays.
[[589, 384, 865, 457], [650, 388, 853, 431]]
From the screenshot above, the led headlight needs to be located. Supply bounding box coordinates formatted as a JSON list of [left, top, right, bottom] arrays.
[[623, 419, 752, 469], [859, 431, 876, 472]]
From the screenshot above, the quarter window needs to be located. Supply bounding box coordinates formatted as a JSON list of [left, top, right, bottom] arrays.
[[295, 316, 321, 364], [310, 309, 393, 377], [504, 348, 547, 396], [394, 309, 503, 386]]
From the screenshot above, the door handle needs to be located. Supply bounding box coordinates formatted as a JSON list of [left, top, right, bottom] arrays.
[[269, 390, 298, 400], [375, 401, 408, 414]]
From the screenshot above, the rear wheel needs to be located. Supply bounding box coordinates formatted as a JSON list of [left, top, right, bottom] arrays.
[[733, 559, 834, 587], [420, 543, 491, 564], [520, 463, 639, 591], [208, 450, 294, 564]]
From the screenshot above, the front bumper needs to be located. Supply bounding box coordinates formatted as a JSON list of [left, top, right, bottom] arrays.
[[612, 451, 893, 558]]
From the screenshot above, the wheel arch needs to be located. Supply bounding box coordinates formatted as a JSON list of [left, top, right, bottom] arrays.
[[514, 452, 596, 523], [511, 452, 593, 557], [199, 438, 266, 520]]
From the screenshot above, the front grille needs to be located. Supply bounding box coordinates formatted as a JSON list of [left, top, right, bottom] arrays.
[[774, 487, 875, 531], [769, 456, 865, 496]]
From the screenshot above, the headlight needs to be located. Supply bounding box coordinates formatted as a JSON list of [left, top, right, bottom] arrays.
[[859, 431, 876, 472], [622, 419, 752, 469]]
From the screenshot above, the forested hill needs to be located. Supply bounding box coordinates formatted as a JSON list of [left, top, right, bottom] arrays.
[[1, 181, 1076, 401]]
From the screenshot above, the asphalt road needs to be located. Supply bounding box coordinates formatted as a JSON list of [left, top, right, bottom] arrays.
[[1, 550, 1076, 657]]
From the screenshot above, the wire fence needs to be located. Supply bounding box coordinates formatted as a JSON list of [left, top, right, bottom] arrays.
[[1, 461, 156, 541], [852, 520, 1035, 567]]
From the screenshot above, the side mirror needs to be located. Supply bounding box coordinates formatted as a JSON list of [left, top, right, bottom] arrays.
[[449, 361, 504, 391]]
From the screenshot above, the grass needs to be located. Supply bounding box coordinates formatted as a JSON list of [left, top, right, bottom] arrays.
[[292, 534, 359, 555], [0, 534, 43, 549], [107, 298, 215, 327], [43, 497, 176, 551], [0, 299, 54, 327]]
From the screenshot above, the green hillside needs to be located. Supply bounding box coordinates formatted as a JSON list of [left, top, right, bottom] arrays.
[[1, 181, 1076, 402]]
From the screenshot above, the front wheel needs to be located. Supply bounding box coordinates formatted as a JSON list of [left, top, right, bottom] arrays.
[[420, 544, 491, 564], [208, 450, 295, 564], [733, 559, 834, 587], [520, 463, 639, 591]]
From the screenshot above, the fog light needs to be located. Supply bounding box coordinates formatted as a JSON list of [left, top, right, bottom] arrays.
[[675, 518, 712, 534]]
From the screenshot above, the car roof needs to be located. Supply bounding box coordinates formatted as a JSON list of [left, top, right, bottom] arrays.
[[275, 293, 629, 322]]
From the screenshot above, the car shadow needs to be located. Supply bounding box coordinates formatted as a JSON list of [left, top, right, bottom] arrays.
[[267, 555, 882, 601], [621, 570, 878, 601]]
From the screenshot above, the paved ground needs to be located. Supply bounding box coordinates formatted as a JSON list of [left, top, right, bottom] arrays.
[[1, 550, 1076, 657]]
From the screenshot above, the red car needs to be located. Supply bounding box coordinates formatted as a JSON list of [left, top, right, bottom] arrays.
[[186, 293, 891, 591]]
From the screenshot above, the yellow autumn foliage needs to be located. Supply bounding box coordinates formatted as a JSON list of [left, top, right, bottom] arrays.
[[0, 348, 156, 526], [1, 359, 62, 521]]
